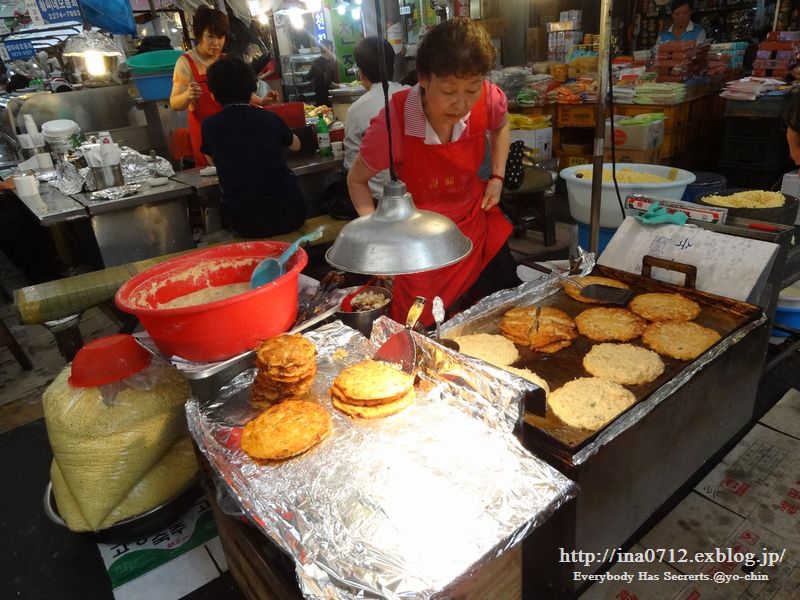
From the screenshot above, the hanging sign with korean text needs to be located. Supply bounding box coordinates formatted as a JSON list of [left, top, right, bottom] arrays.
[[0, 39, 37, 61], [25, 0, 82, 26]]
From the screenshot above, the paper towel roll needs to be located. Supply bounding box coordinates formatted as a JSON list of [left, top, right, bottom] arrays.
[[23, 114, 38, 136], [15, 175, 39, 196]]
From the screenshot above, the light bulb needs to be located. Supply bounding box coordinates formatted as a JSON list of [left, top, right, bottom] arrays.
[[304, 0, 322, 12], [336, 3, 347, 15], [84, 51, 107, 77], [355, 0, 362, 4], [258, 12, 269, 25], [289, 7, 305, 29], [351, 7, 361, 19]]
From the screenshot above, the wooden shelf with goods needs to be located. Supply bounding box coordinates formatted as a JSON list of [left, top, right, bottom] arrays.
[[551, 93, 725, 168]]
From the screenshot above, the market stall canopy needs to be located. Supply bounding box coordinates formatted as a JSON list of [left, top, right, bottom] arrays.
[[168, 0, 281, 21], [2, 21, 82, 51]]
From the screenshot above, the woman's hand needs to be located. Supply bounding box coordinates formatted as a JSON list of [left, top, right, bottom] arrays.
[[187, 81, 202, 102], [481, 178, 503, 210]]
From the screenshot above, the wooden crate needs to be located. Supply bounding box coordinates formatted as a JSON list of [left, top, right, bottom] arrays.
[[659, 125, 689, 159], [557, 104, 596, 127], [615, 102, 689, 130]]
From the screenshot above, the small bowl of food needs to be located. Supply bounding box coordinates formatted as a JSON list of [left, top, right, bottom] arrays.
[[335, 286, 392, 337]]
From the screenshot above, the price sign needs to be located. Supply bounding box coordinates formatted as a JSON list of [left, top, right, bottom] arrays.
[[2, 39, 36, 61], [25, 0, 82, 26]]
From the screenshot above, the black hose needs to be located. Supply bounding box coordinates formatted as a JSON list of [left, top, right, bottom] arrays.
[[608, 55, 626, 221]]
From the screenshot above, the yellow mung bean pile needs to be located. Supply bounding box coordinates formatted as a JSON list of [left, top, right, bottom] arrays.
[[702, 190, 785, 209], [575, 168, 670, 183]]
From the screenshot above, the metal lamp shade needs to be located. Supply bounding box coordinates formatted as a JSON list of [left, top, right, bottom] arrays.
[[326, 181, 473, 275]]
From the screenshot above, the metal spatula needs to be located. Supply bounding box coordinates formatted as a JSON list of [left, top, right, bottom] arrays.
[[373, 296, 426, 374], [521, 260, 633, 305]]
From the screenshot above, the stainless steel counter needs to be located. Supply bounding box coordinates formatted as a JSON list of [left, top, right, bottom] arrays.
[[71, 180, 193, 215], [171, 168, 219, 190], [70, 180, 195, 268], [170, 155, 344, 191], [170, 155, 344, 217], [15, 185, 88, 225], [286, 154, 343, 176]]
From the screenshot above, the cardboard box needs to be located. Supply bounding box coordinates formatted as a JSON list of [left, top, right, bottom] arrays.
[[604, 117, 665, 150], [603, 147, 659, 164], [510, 127, 552, 159], [556, 149, 591, 169]]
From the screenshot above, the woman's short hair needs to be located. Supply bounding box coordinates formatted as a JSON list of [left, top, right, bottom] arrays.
[[207, 57, 255, 105], [416, 17, 496, 78], [670, 0, 692, 13], [193, 5, 229, 40], [354, 37, 394, 83]]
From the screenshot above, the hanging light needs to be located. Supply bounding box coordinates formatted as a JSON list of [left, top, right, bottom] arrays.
[[288, 7, 305, 28], [350, 7, 361, 20], [304, 0, 323, 13], [335, 0, 349, 15], [63, 31, 123, 80], [326, 182, 472, 275], [258, 12, 269, 25]]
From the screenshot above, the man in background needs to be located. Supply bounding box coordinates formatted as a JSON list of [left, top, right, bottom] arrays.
[[659, 0, 707, 45], [343, 37, 408, 201]]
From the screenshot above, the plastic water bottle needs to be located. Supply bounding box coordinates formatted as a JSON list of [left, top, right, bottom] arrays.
[[316, 115, 332, 157]]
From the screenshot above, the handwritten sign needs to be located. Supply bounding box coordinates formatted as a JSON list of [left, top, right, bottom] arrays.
[[1, 39, 36, 61], [598, 217, 778, 303], [25, 0, 82, 26]]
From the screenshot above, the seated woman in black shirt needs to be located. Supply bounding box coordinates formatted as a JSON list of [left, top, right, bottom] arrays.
[[201, 57, 307, 238]]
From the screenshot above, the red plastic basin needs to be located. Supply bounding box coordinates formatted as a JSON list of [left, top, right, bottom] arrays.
[[115, 241, 308, 362]]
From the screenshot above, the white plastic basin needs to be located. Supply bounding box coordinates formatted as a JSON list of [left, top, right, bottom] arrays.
[[560, 163, 696, 228]]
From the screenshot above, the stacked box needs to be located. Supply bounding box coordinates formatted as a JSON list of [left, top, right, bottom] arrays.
[[753, 32, 800, 78], [652, 40, 708, 82]]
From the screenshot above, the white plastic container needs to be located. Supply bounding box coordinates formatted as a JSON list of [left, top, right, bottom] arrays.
[[560, 163, 696, 228]]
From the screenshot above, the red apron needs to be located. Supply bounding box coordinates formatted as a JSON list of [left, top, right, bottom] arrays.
[[184, 53, 222, 168], [390, 83, 512, 326]]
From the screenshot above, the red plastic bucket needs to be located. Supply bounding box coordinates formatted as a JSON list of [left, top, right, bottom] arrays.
[[115, 241, 308, 362]]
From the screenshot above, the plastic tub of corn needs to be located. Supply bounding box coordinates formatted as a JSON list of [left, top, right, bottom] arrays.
[[560, 163, 695, 228]]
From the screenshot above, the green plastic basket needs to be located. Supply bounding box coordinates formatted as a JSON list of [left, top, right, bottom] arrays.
[[127, 50, 183, 75]]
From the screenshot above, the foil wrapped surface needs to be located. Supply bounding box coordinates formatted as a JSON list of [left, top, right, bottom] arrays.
[[89, 184, 142, 201], [187, 321, 576, 599]]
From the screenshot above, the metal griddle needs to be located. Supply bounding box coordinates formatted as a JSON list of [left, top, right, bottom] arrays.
[[513, 258, 761, 454]]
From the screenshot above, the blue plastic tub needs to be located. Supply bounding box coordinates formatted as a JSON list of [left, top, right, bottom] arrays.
[[772, 284, 800, 337], [772, 305, 800, 337], [682, 171, 726, 203], [577, 223, 617, 255], [132, 73, 173, 101]]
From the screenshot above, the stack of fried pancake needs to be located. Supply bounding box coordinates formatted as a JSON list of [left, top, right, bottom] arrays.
[[252, 334, 317, 406], [499, 306, 577, 353], [331, 359, 415, 418]]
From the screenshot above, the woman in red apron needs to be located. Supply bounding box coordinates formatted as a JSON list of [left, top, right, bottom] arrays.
[[347, 18, 518, 326], [169, 6, 275, 168]]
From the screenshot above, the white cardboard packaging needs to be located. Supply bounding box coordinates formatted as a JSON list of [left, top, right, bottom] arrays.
[[509, 127, 553, 159]]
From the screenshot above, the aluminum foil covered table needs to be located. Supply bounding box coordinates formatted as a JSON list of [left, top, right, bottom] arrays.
[[187, 320, 576, 599]]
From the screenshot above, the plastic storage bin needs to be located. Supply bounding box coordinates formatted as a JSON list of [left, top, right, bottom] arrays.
[[132, 74, 173, 101], [577, 223, 617, 255], [772, 282, 800, 337], [682, 171, 726, 202]]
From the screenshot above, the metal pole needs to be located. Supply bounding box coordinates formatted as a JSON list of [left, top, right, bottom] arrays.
[[589, 0, 613, 254]]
